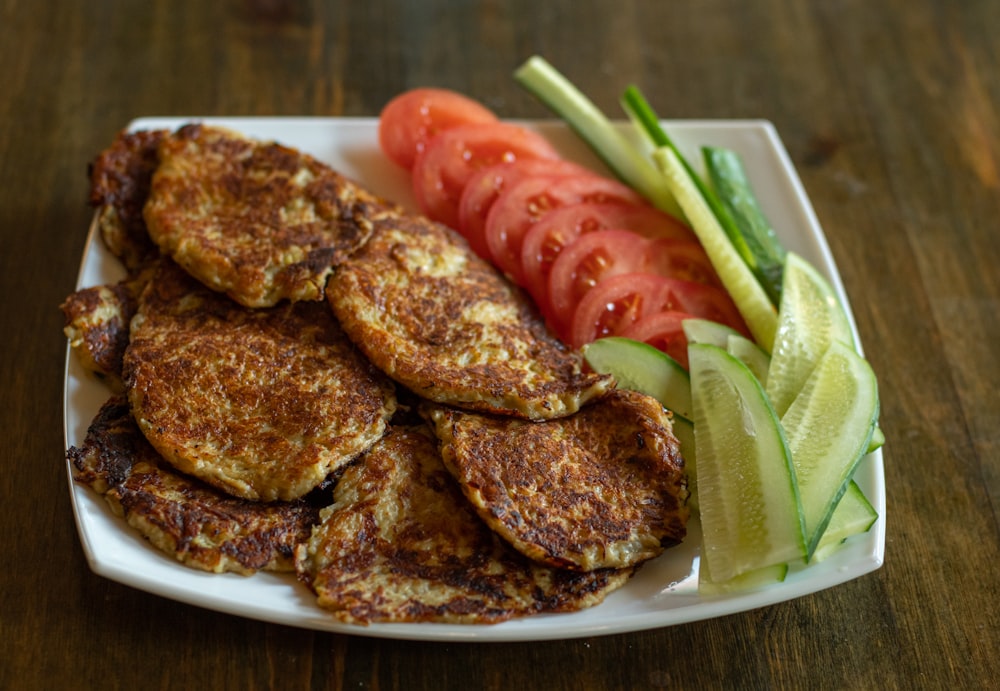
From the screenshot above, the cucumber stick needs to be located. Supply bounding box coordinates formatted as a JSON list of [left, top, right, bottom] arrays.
[[703, 146, 787, 305], [689, 343, 806, 584], [811, 481, 878, 562], [654, 147, 778, 352], [513, 56, 684, 219], [780, 340, 880, 559]]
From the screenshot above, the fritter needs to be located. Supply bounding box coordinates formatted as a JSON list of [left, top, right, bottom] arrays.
[[124, 260, 397, 502], [326, 215, 613, 420], [68, 395, 321, 575], [143, 123, 399, 307], [295, 425, 634, 625], [88, 128, 166, 272], [423, 389, 690, 572]]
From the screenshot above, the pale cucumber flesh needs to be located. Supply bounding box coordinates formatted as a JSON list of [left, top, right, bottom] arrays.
[[582, 337, 692, 421], [780, 341, 879, 558], [810, 480, 878, 562], [689, 343, 806, 584]]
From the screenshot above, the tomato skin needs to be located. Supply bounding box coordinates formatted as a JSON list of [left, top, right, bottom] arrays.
[[457, 159, 589, 261], [546, 230, 652, 334], [485, 174, 646, 285], [520, 201, 697, 304], [411, 122, 561, 230], [640, 238, 724, 287], [378, 88, 498, 170], [618, 310, 700, 369], [568, 272, 750, 348], [568, 273, 679, 347]]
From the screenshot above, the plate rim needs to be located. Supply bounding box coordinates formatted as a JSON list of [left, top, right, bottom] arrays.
[[63, 115, 885, 642]]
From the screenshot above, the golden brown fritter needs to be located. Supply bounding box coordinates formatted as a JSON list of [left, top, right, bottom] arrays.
[[326, 215, 613, 420], [295, 425, 634, 625], [124, 260, 397, 502], [423, 389, 690, 572], [143, 124, 399, 307], [68, 395, 321, 575], [88, 128, 166, 272]]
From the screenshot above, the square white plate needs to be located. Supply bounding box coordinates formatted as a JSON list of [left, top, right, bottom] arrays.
[[64, 117, 885, 642]]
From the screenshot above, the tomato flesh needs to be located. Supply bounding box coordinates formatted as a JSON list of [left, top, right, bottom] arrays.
[[411, 122, 561, 230], [485, 175, 646, 284], [618, 310, 700, 369], [457, 159, 589, 261], [378, 88, 498, 170], [520, 201, 697, 304]]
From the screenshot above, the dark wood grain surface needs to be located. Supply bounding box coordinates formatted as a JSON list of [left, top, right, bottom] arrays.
[[2, 0, 998, 688]]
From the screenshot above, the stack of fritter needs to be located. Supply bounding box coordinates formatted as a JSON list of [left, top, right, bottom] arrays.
[[62, 123, 690, 625]]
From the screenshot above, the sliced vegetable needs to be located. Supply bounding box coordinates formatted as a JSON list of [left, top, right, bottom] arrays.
[[513, 56, 684, 219], [727, 334, 771, 387], [780, 340, 879, 559], [765, 252, 856, 417], [378, 88, 499, 170], [582, 336, 692, 421], [703, 146, 787, 305], [699, 559, 788, 595], [689, 343, 806, 583], [810, 481, 879, 562], [653, 146, 779, 351]]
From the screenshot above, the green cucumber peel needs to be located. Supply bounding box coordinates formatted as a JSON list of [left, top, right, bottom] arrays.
[[703, 146, 787, 305]]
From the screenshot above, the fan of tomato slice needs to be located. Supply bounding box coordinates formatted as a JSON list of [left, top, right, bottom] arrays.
[[484, 174, 646, 284], [411, 122, 561, 229], [519, 201, 697, 304], [378, 88, 499, 170], [457, 159, 590, 261], [568, 272, 749, 352]]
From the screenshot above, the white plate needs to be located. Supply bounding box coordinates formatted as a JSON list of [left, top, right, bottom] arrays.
[[64, 116, 885, 642]]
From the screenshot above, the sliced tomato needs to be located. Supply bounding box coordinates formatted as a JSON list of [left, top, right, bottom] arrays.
[[640, 238, 724, 287], [457, 159, 589, 261], [618, 310, 700, 369], [378, 88, 498, 170], [568, 273, 679, 348], [520, 201, 697, 304], [567, 272, 751, 348], [545, 230, 652, 333], [485, 174, 646, 285], [411, 122, 560, 230], [666, 278, 752, 336]]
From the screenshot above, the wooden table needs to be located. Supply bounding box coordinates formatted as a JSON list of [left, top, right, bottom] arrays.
[[3, 1, 997, 688]]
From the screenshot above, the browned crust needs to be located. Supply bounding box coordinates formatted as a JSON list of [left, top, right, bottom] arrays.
[[88, 128, 166, 272], [327, 215, 613, 420], [143, 124, 400, 307], [423, 389, 690, 572], [295, 425, 634, 624], [68, 395, 321, 574], [124, 260, 397, 502]]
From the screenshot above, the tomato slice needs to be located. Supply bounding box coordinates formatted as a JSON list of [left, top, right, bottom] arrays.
[[411, 122, 561, 230], [485, 174, 646, 285], [568, 273, 679, 348], [618, 310, 701, 369], [378, 88, 498, 170], [640, 238, 724, 287], [568, 272, 751, 348], [545, 230, 652, 333], [520, 201, 697, 304], [457, 159, 589, 261]]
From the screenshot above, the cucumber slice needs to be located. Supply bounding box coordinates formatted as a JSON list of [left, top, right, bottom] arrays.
[[780, 340, 880, 559], [513, 57, 684, 219], [699, 558, 788, 595], [670, 414, 698, 510], [689, 343, 806, 583], [810, 480, 878, 562], [766, 252, 856, 417], [653, 147, 778, 352], [682, 318, 741, 348], [726, 334, 771, 387], [582, 337, 692, 421]]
